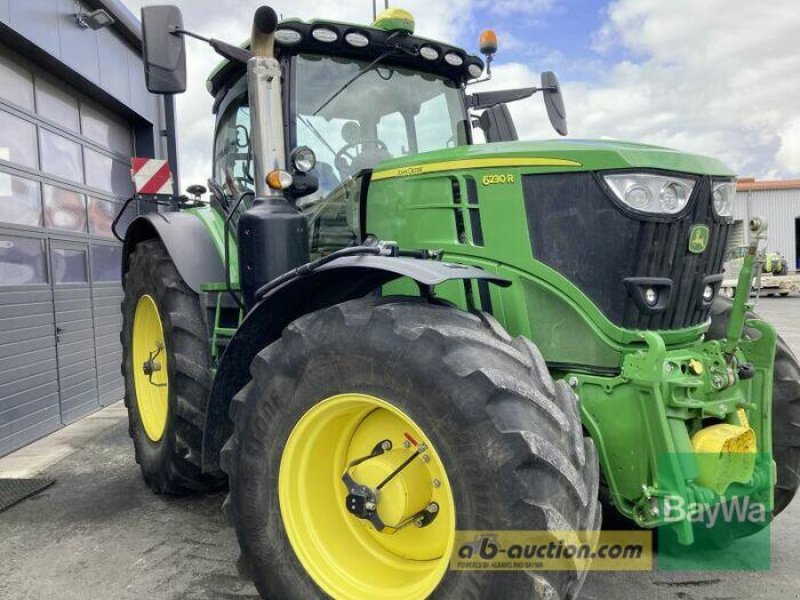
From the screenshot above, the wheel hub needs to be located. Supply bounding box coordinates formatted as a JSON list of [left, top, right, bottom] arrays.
[[132, 295, 169, 442], [278, 393, 455, 600], [342, 439, 439, 532]]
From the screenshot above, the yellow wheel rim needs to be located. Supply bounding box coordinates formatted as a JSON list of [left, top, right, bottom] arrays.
[[132, 294, 169, 442], [279, 393, 455, 600]]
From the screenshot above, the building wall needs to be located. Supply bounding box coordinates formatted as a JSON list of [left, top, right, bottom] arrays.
[[733, 187, 800, 271], [0, 0, 159, 125], [0, 1, 164, 456]]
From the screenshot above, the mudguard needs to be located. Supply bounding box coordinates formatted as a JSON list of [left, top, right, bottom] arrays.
[[122, 212, 225, 292], [201, 255, 510, 472]]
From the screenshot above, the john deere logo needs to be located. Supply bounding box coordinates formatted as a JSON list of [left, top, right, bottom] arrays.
[[689, 225, 710, 254]]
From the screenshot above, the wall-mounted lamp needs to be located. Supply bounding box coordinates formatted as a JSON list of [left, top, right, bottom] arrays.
[[74, 7, 115, 30]]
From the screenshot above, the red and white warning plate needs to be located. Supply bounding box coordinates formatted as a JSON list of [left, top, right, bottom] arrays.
[[131, 158, 173, 195]]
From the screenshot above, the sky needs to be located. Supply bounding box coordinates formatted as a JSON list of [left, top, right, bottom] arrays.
[[120, 0, 800, 191]]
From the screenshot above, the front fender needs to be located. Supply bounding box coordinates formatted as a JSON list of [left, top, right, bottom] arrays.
[[123, 212, 225, 293], [201, 256, 509, 472]]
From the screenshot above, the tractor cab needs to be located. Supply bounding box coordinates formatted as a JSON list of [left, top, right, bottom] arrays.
[[205, 9, 564, 259], [207, 10, 481, 257]]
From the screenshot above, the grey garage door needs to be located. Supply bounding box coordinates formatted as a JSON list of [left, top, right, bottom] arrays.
[[0, 234, 61, 452], [50, 239, 98, 424], [0, 42, 134, 455]]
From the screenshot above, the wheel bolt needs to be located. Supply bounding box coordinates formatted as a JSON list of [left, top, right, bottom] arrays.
[[422, 455, 430, 463], [381, 440, 392, 451], [365, 501, 376, 511], [432, 479, 441, 488], [427, 502, 439, 513], [403, 440, 411, 449]]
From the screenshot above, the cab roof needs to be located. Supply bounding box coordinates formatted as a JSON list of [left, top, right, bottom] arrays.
[[206, 17, 484, 100]]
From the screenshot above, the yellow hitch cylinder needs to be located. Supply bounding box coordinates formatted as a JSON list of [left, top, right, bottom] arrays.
[[691, 423, 756, 495]]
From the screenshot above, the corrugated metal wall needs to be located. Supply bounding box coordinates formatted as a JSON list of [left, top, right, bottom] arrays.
[[0, 280, 61, 452], [733, 188, 800, 271]]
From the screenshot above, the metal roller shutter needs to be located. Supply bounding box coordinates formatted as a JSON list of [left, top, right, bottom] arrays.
[[0, 43, 135, 455]]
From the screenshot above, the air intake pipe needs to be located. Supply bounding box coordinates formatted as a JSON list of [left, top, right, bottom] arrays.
[[238, 6, 310, 308]]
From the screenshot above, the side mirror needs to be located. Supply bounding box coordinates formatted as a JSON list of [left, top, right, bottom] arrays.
[[541, 71, 567, 136], [141, 6, 187, 94]]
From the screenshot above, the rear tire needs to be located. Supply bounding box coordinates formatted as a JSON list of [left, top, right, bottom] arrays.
[[708, 296, 800, 516], [121, 239, 224, 494], [221, 297, 600, 600]]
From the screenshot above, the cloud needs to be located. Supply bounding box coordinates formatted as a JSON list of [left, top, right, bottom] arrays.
[[776, 117, 800, 174], [474, 0, 555, 18], [482, 0, 800, 178]]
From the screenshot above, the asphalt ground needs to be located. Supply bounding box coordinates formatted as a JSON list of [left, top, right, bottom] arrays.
[[1, 297, 799, 600]]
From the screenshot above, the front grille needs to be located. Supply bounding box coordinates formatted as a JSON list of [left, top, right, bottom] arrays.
[[523, 172, 731, 330]]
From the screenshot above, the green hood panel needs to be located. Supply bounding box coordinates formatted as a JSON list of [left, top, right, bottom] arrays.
[[372, 139, 736, 178]]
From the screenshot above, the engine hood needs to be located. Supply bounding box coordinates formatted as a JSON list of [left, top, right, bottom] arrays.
[[371, 139, 735, 181]]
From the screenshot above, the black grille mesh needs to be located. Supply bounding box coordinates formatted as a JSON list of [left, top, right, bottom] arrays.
[[523, 173, 731, 330]]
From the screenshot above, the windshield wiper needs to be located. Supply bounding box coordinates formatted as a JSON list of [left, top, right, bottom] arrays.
[[312, 49, 395, 116], [298, 114, 337, 156]]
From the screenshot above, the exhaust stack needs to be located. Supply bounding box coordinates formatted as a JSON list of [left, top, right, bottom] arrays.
[[238, 6, 310, 308]]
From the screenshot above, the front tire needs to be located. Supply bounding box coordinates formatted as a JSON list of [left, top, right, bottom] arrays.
[[221, 297, 600, 600], [121, 239, 224, 494]]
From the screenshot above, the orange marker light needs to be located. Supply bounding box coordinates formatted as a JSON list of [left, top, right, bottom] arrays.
[[479, 29, 498, 55], [266, 170, 293, 190]]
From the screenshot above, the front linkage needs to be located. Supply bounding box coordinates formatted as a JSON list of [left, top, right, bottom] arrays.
[[572, 218, 776, 544]]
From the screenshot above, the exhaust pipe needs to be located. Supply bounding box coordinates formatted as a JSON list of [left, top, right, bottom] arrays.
[[238, 6, 310, 308], [251, 6, 278, 57], [247, 6, 283, 198]]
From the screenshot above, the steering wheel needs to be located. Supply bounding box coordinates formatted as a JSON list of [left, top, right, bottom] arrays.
[[334, 140, 390, 175]]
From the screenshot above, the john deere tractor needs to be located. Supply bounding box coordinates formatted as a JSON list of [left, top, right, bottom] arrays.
[[121, 5, 800, 599]]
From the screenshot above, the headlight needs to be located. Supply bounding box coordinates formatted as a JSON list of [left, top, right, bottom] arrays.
[[311, 28, 338, 43], [420, 46, 440, 60], [275, 29, 302, 45], [290, 146, 316, 173], [603, 173, 695, 215], [444, 52, 464, 66], [712, 179, 736, 217], [345, 32, 369, 48], [467, 63, 483, 79]]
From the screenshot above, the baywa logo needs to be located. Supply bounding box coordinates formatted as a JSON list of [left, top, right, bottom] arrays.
[[662, 495, 767, 529]]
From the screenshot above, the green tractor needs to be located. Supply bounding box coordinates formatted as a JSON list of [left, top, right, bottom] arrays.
[[120, 5, 800, 599]]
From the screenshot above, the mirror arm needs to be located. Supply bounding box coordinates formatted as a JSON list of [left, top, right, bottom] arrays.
[[172, 27, 254, 65], [467, 87, 544, 110]]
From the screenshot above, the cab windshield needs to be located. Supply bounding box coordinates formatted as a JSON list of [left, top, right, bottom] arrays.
[[292, 54, 469, 194]]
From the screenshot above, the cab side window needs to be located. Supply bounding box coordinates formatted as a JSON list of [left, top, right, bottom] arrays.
[[213, 96, 253, 197]]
